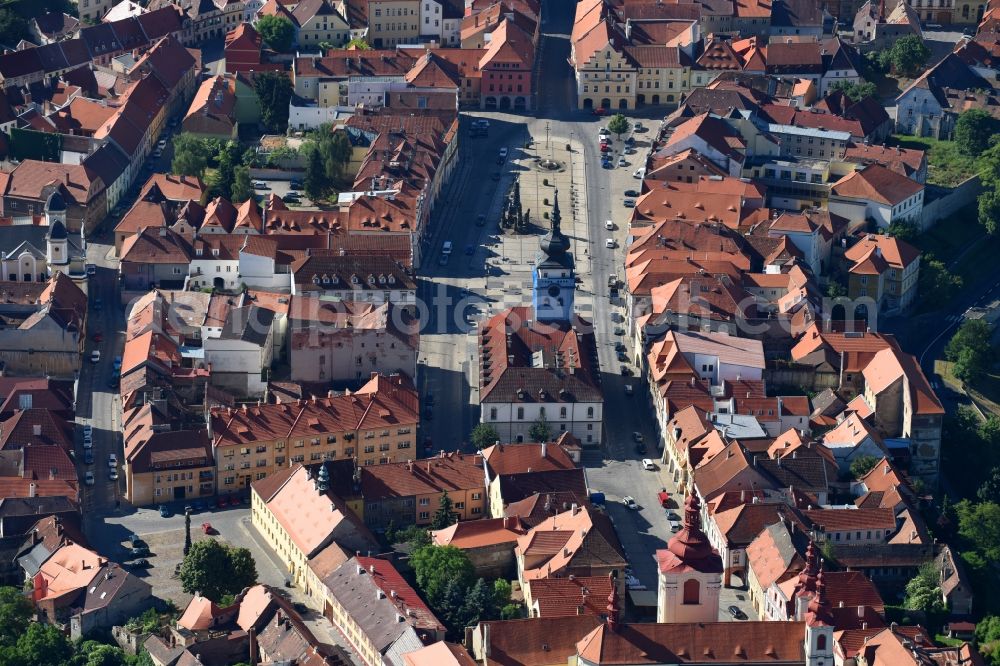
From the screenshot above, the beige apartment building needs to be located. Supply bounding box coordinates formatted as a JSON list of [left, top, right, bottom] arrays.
[[209, 373, 419, 495], [367, 0, 420, 47]]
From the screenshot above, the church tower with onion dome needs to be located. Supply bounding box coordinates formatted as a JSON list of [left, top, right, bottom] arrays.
[[803, 562, 835, 666], [532, 190, 575, 322], [655, 492, 723, 623]]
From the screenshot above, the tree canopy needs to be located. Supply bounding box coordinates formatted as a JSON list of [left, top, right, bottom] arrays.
[[945, 319, 993, 384], [829, 79, 878, 102], [431, 490, 457, 529], [607, 113, 630, 137], [918, 255, 963, 311], [172, 133, 213, 180], [179, 539, 258, 601], [254, 72, 294, 133], [528, 413, 551, 443], [955, 109, 997, 156], [470, 423, 499, 450], [849, 455, 879, 480], [903, 562, 946, 614], [411, 545, 475, 608], [255, 15, 295, 52], [888, 36, 931, 77]]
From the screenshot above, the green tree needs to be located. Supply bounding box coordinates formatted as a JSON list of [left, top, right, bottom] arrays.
[[976, 616, 1000, 666], [179, 539, 258, 601], [903, 562, 946, 614], [470, 423, 499, 449], [459, 578, 496, 629], [231, 166, 252, 202], [946, 319, 993, 384], [254, 72, 294, 133], [0, 10, 29, 48], [393, 524, 431, 548], [956, 499, 1000, 561], [850, 454, 879, 480], [410, 545, 474, 608], [826, 281, 847, 299], [346, 37, 371, 49], [304, 147, 326, 201], [0, 586, 32, 647], [439, 577, 468, 637], [212, 141, 239, 199], [886, 220, 919, 244], [172, 134, 212, 180], [955, 108, 997, 156], [918, 255, 963, 309], [255, 15, 295, 52], [979, 467, 1000, 504], [431, 490, 456, 529], [75, 641, 128, 666], [607, 113, 630, 138], [184, 509, 192, 556], [829, 79, 878, 102], [10, 622, 74, 666], [528, 413, 551, 443], [889, 35, 931, 77], [980, 188, 1000, 234]]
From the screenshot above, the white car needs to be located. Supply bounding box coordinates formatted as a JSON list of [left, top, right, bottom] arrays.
[[633, 167, 646, 179], [83, 424, 93, 437], [618, 157, 627, 167], [157, 139, 167, 149], [605, 220, 614, 230], [90, 350, 101, 364], [109, 469, 119, 481], [498, 147, 508, 159], [108, 453, 118, 468], [605, 238, 616, 249], [83, 436, 93, 450], [622, 496, 639, 510], [84, 471, 95, 486], [669, 519, 682, 532], [642, 458, 655, 470]]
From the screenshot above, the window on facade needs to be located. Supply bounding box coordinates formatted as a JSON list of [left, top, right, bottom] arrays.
[[683, 579, 700, 605], [517, 407, 524, 420]]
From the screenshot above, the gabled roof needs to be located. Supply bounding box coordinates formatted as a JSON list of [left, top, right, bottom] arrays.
[[831, 164, 923, 206]]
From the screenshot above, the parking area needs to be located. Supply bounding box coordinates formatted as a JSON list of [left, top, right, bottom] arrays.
[[251, 179, 317, 208]]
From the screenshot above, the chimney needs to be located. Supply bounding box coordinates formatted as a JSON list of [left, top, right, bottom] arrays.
[[541, 441, 547, 459], [32, 424, 41, 436], [857, 605, 864, 617], [29, 482, 36, 498]]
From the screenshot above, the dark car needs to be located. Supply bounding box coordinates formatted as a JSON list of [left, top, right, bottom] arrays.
[[191, 501, 205, 512], [476, 214, 486, 226], [593, 107, 610, 116], [127, 545, 149, 558], [620, 365, 632, 376], [159, 504, 171, 518], [127, 533, 145, 547], [666, 510, 681, 521], [613, 327, 625, 336], [624, 189, 640, 198], [625, 136, 635, 145], [84, 450, 94, 465], [634, 443, 647, 455], [108, 376, 120, 389], [289, 180, 303, 190], [617, 350, 627, 362], [282, 194, 301, 204], [614, 341, 625, 352], [623, 198, 636, 208], [125, 559, 151, 570], [465, 244, 475, 256], [728, 605, 747, 620]]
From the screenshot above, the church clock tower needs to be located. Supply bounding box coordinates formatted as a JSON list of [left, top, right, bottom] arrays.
[[533, 190, 575, 322]]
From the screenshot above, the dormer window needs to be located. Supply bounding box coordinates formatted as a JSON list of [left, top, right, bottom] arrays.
[[322, 275, 330, 284], [332, 275, 339, 284], [351, 274, 359, 284], [313, 275, 321, 284], [196, 248, 203, 256], [367, 275, 375, 285], [212, 248, 219, 257], [387, 274, 395, 284]]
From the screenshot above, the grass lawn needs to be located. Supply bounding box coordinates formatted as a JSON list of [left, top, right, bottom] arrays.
[[890, 135, 982, 187], [912, 205, 982, 263], [934, 635, 965, 648]]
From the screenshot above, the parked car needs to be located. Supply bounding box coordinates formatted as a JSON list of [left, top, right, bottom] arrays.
[[618, 157, 627, 167], [476, 214, 486, 226], [159, 505, 172, 518], [600, 144, 610, 153], [465, 244, 475, 256], [108, 376, 120, 390], [634, 442, 646, 455], [83, 436, 92, 450], [289, 180, 303, 190], [617, 350, 627, 362], [642, 458, 655, 470], [90, 350, 101, 364], [624, 189, 640, 198], [112, 356, 122, 373], [91, 332, 103, 343], [109, 469, 119, 481], [125, 559, 151, 570], [632, 432, 644, 443], [605, 238, 616, 248], [620, 365, 632, 376], [728, 605, 748, 620], [84, 450, 94, 465], [127, 534, 145, 548], [86, 264, 97, 276], [252, 181, 269, 189], [127, 545, 149, 557], [605, 219, 614, 230], [283, 194, 301, 204], [669, 519, 682, 532], [622, 496, 638, 509], [498, 147, 508, 159], [634, 122, 644, 131], [614, 327, 625, 335], [593, 107, 609, 116], [624, 384, 634, 396], [108, 453, 118, 468], [614, 341, 625, 352], [666, 510, 681, 521], [83, 424, 92, 437], [152, 148, 162, 159], [84, 471, 95, 486], [623, 198, 636, 207]]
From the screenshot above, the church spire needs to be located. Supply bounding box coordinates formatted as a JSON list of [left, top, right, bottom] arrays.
[[551, 188, 561, 233]]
